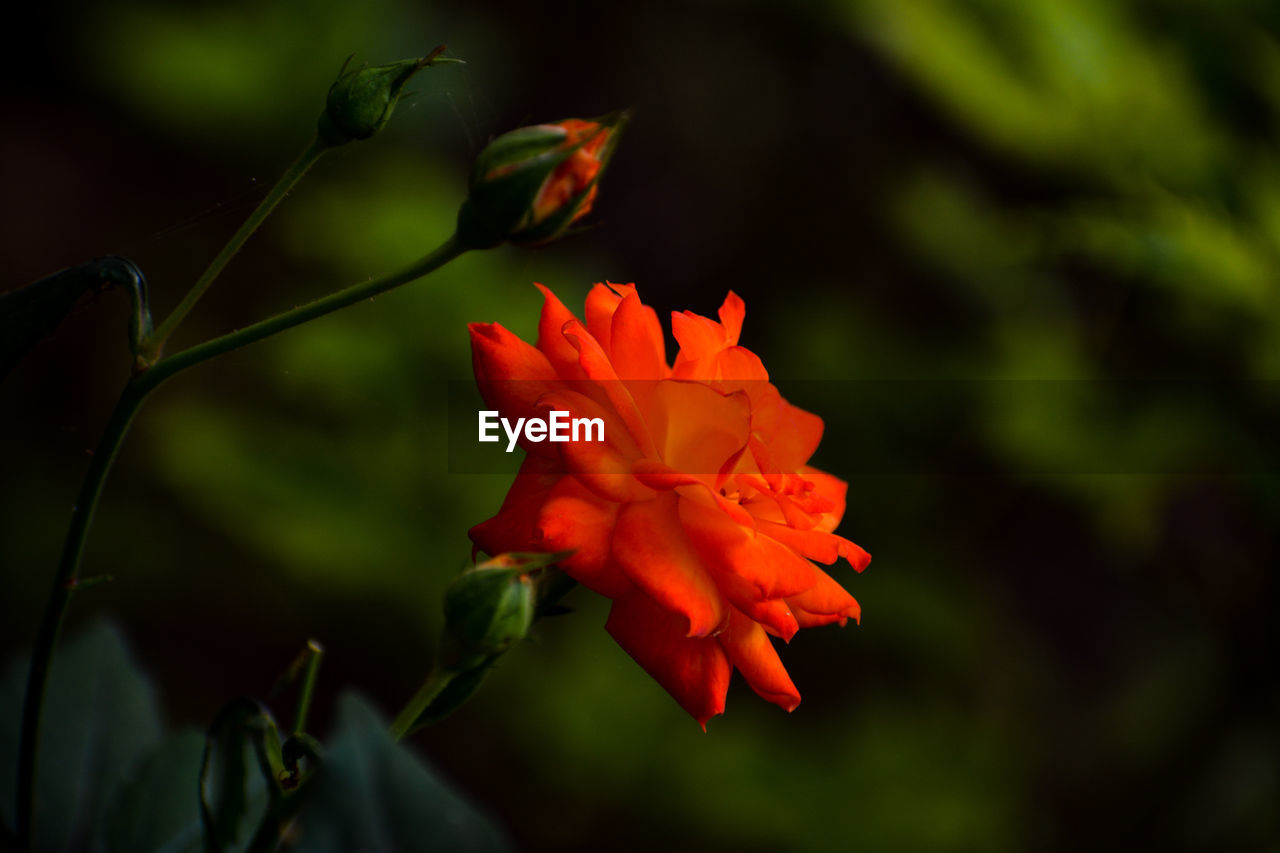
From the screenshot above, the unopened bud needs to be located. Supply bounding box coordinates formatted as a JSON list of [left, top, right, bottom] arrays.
[[317, 47, 460, 146], [438, 555, 537, 673], [456, 112, 628, 249]]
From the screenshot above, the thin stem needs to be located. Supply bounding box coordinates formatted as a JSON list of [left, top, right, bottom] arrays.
[[389, 669, 455, 740], [140, 135, 329, 364], [293, 640, 324, 734], [15, 377, 149, 849], [14, 234, 467, 849], [143, 235, 464, 387]]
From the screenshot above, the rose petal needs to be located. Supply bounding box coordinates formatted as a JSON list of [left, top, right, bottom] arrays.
[[534, 388, 657, 503], [754, 520, 871, 570], [787, 568, 862, 627], [534, 283, 586, 380], [535, 478, 632, 598], [584, 283, 623, 354], [611, 493, 725, 638], [609, 291, 669, 381], [767, 402, 825, 473], [606, 591, 731, 729], [678, 494, 818, 600], [671, 309, 726, 374], [562, 319, 658, 458], [468, 455, 561, 557], [719, 607, 801, 712], [799, 465, 849, 533], [717, 291, 745, 345], [469, 321, 560, 456], [647, 382, 751, 483]]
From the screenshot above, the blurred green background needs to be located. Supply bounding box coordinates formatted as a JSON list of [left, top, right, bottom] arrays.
[[3, 0, 1279, 849]]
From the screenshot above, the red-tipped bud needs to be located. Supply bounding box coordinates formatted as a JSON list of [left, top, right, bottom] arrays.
[[455, 112, 628, 249]]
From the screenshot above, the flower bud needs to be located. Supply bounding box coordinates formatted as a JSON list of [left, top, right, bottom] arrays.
[[437, 555, 538, 673], [455, 112, 628, 249], [316, 47, 459, 146]]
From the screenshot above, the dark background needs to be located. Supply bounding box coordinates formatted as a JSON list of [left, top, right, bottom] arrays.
[[3, 0, 1278, 849]]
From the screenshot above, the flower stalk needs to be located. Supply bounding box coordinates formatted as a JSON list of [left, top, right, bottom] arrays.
[[14, 235, 467, 850], [138, 135, 329, 367]]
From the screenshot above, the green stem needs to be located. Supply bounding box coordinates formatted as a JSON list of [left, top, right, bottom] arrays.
[[390, 669, 455, 740], [293, 640, 324, 734], [140, 135, 329, 364], [15, 377, 149, 850], [14, 235, 467, 849], [143, 235, 464, 386]]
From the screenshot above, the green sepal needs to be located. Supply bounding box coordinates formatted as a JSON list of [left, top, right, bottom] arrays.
[[507, 184, 595, 246], [468, 125, 573, 184], [456, 146, 575, 249], [438, 564, 536, 673], [198, 697, 281, 851]]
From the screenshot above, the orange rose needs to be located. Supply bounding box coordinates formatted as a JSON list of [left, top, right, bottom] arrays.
[[468, 284, 869, 727]]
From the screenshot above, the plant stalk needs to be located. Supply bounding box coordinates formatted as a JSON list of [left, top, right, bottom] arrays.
[[14, 235, 467, 850], [140, 135, 330, 365]]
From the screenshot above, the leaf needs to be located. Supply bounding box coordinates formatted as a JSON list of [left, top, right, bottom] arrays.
[[199, 697, 276, 852], [286, 693, 509, 853], [103, 731, 205, 853], [0, 620, 164, 852], [0, 256, 149, 381]]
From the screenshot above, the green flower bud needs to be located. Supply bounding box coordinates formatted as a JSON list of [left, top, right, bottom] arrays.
[[438, 555, 538, 673], [316, 46, 460, 146], [456, 111, 628, 249]]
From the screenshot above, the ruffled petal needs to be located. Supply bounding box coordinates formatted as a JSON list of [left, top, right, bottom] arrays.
[[469, 322, 560, 456], [754, 520, 871, 570], [767, 402, 825, 472], [678, 494, 818, 600], [609, 290, 669, 381], [647, 382, 751, 483], [468, 455, 560, 557], [584, 283, 624, 355], [610, 493, 725, 638], [787, 568, 862, 628], [534, 388, 657, 503], [798, 465, 849, 533], [719, 607, 801, 712], [606, 591, 731, 729], [562, 319, 658, 458], [717, 291, 745, 346], [534, 477, 632, 598], [533, 283, 586, 380], [671, 309, 726, 373]]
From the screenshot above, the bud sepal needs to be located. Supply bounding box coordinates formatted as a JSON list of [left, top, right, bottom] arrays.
[[316, 46, 462, 146]]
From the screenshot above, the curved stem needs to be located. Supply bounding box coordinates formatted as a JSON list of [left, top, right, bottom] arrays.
[[15, 377, 149, 849], [140, 135, 329, 365], [14, 234, 467, 849], [143, 235, 464, 387]]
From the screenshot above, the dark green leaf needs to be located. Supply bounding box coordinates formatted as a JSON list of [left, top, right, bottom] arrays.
[[104, 730, 205, 853], [0, 256, 149, 381], [287, 693, 508, 853], [0, 621, 163, 852]]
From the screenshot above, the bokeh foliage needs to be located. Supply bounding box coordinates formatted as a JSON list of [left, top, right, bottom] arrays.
[[2, 0, 1278, 850]]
